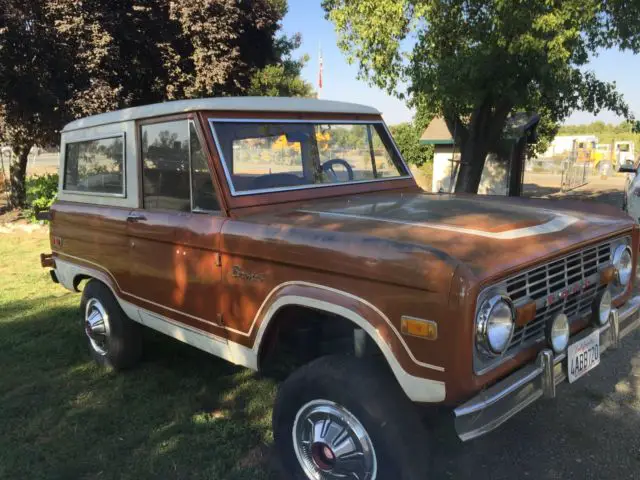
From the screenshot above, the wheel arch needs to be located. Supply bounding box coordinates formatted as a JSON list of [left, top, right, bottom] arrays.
[[251, 282, 446, 403], [54, 256, 121, 298], [72, 273, 92, 291]]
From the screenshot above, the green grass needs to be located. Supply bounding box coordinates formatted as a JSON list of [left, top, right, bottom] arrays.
[[0, 230, 278, 479]]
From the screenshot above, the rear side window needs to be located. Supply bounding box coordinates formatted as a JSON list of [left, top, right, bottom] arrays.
[[63, 135, 125, 195]]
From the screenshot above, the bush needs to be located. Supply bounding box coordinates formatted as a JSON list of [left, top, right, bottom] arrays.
[[389, 122, 433, 166], [25, 174, 58, 222], [409, 161, 434, 191]]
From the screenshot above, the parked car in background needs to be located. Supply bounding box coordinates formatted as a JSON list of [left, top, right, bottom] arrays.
[[41, 98, 640, 479], [621, 158, 640, 222]]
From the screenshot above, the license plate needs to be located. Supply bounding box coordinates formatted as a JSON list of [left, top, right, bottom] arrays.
[[567, 330, 600, 383]]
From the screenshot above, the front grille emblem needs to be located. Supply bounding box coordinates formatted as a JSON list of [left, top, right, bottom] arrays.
[[545, 279, 592, 307]]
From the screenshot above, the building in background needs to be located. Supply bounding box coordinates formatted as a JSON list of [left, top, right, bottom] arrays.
[[420, 114, 539, 196]]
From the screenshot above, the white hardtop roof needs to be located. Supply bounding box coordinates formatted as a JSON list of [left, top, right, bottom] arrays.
[[62, 97, 381, 132]]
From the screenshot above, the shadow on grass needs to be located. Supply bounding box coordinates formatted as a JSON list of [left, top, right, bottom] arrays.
[[4, 292, 640, 479], [0, 295, 71, 322], [0, 297, 279, 480]]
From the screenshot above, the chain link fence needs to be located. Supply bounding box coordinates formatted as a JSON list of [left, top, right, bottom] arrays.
[[561, 161, 590, 192]]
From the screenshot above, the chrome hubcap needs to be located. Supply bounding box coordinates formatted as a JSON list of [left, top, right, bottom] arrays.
[[85, 298, 110, 356], [293, 400, 377, 480]]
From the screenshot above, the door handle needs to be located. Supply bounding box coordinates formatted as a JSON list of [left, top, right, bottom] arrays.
[[126, 212, 147, 223]]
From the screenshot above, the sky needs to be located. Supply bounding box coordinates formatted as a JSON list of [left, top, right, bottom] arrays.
[[281, 0, 640, 127]]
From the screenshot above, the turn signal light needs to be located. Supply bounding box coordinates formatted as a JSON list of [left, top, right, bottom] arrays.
[[600, 265, 616, 285], [401, 316, 438, 340]]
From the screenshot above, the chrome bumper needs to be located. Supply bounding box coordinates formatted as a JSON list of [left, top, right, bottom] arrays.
[[454, 294, 640, 442]]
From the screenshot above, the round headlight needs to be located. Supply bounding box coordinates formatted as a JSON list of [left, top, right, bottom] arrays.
[[547, 313, 569, 353], [476, 295, 515, 355], [593, 289, 612, 326], [613, 245, 633, 287]]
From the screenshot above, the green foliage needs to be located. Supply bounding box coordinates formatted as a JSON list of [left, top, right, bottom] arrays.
[[0, 232, 278, 479], [558, 121, 640, 152], [323, 0, 640, 192], [25, 174, 58, 222], [248, 33, 314, 97], [0, 0, 311, 207], [389, 122, 433, 166], [249, 64, 314, 97]]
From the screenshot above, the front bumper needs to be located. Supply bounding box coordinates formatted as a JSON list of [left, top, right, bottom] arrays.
[[454, 294, 640, 441]]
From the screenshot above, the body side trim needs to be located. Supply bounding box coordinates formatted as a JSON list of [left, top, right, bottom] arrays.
[[52, 258, 446, 402], [53, 253, 445, 372]]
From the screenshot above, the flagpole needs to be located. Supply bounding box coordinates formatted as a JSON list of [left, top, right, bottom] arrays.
[[317, 44, 323, 99]]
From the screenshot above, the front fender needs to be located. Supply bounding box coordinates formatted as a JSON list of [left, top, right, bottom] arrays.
[[252, 281, 446, 403]]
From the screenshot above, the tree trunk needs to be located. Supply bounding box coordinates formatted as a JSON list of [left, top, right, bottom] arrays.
[[8, 144, 32, 209], [454, 137, 489, 193], [447, 97, 513, 195], [507, 137, 527, 196]]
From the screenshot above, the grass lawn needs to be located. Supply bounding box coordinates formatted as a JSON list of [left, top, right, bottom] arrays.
[[0, 229, 278, 479]]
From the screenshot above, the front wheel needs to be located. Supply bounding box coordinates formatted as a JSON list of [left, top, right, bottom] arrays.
[[273, 355, 431, 479]]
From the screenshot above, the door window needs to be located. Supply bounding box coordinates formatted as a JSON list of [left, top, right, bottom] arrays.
[[190, 122, 219, 211], [141, 120, 219, 212]]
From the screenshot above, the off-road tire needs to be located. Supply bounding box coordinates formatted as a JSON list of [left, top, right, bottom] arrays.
[[273, 354, 431, 479], [80, 280, 142, 370]]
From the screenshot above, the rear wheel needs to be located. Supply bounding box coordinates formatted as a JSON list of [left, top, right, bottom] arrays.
[[80, 280, 142, 369], [273, 355, 431, 479]]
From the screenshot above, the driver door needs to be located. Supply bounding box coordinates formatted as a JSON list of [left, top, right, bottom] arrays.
[[125, 117, 227, 338]]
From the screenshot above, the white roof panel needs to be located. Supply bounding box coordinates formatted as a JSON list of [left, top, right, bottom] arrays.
[[62, 97, 381, 132]]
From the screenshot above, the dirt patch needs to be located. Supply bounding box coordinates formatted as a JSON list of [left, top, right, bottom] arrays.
[[0, 209, 45, 233]]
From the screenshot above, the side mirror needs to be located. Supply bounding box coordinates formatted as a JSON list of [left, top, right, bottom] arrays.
[[618, 166, 637, 173]]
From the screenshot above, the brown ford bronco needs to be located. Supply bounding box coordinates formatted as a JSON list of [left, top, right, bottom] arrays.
[[41, 97, 640, 479]]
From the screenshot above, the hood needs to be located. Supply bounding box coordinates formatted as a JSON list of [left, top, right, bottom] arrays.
[[240, 192, 634, 284]]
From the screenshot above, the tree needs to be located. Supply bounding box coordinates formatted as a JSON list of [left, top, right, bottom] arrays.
[[248, 33, 314, 97], [0, 1, 75, 208], [0, 0, 312, 208], [323, 0, 640, 193]]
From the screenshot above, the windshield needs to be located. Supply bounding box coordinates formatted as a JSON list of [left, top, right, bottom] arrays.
[[209, 121, 408, 194]]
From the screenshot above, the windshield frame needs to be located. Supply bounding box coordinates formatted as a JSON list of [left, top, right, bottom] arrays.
[[208, 118, 412, 197]]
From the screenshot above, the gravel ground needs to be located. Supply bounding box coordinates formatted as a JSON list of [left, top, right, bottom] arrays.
[[431, 175, 640, 480], [432, 330, 640, 479]]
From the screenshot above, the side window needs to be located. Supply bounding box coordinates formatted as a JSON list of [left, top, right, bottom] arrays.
[[190, 122, 219, 212], [367, 125, 399, 179], [141, 121, 190, 211], [63, 135, 125, 194], [141, 120, 219, 212]]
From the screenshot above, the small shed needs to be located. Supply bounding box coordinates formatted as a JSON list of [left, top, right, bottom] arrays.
[[420, 114, 539, 196]]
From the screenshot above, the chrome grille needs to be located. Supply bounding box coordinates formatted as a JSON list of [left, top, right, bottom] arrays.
[[505, 241, 612, 352], [506, 242, 610, 302]]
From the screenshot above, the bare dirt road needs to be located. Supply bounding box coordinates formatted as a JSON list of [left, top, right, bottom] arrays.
[[524, 172, 627, 207]]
